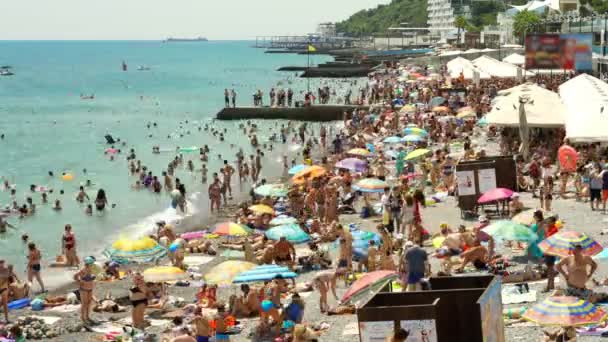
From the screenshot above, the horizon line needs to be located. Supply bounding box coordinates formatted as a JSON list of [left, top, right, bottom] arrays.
[[0, 39, 258, 42]]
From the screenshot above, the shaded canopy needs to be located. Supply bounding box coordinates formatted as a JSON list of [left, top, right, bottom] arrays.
[[502, 53, 525, 66], [486, 83, 565, 128], [473, 55, 532, 78], [446, 57, 490, 80], [560, 73, 608, 142]]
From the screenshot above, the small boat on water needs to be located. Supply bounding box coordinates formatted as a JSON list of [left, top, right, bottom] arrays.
[[137, 65, 151, 71], [0, 69, 13, 76], [164, 37, 208, 43], [80, 94, 95, 100]]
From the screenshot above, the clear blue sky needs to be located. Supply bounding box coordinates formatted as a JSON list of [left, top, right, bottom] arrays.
[[1, 0, 389, 40]]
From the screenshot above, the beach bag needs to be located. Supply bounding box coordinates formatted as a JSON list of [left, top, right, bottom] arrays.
[[360, 206, 370, 218]]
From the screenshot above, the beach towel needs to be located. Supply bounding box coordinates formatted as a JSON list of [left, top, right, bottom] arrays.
[[502, 286, 537, 305], [47, 304, 80, 313], [119, 317, 168, 327], [90, 322, 123, 334], [184, 255, 214, 266]]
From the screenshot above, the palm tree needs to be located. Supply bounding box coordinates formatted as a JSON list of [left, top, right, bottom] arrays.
[[454, 16, 468, 45]]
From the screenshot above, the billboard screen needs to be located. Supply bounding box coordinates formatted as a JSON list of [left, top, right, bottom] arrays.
[[525, 33, 592, 71]]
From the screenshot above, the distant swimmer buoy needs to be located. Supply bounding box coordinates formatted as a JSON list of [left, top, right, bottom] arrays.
[[62, 174, 74, 181]]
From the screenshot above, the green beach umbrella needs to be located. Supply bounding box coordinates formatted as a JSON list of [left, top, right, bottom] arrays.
[[254, 183, 289, 198], [481, 220, 537, 242], [404, 148, 431, 161]]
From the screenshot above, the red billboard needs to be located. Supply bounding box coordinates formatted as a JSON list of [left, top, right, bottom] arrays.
[[525, 33, 592, 71]]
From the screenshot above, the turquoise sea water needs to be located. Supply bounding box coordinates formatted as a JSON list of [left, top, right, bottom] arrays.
[[0, 40, 335, 282]]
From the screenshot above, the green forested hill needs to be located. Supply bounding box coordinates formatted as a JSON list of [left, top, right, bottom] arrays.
[[335, 0, 428, 36]]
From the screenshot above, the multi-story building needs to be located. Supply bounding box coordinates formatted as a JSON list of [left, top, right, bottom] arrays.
[[427, 0, 472, 42]]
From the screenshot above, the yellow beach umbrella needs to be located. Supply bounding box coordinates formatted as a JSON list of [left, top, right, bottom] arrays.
[[405, 149, 431, 161], [204, 260, 256, 286], [249, 204, 274, 215], [143, 266, 189, 283], [347, 148, 372, 157], [292, 165, 326, 184], [103, 236, 167, 264]]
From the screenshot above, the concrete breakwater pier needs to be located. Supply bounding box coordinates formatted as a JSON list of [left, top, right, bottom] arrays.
[[216, 105, 367, 121]]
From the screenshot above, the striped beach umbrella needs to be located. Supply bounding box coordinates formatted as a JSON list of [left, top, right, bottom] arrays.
[[213, 222, 253, 236], [204, 261, 256, 286], [103, 237, 167, 264], [254, 183, 289, 198], [523, 296, 608, 326], [143, 266, 189, 283], [353, 178, 389, 193], [347, 148, 372, 157], [404, 148, 431, 161], [403, 127, 428, 136], [539, 231, 603, 258]]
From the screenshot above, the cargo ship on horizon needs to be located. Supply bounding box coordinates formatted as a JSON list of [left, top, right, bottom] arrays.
[[164, 37, 208, 42]]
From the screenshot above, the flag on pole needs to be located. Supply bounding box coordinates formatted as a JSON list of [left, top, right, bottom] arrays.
[[307, 44, 317, 52]]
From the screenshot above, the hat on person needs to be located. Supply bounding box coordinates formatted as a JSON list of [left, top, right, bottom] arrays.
[[478, 215, 489, 223], [84, 256, 95, 265], [405, 240, 414, 248]]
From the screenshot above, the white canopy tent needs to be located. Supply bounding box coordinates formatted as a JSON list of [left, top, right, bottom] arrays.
[[502, 53, 525, 66], [446, 57, 490, 80], [560, 74, 608, 142], [473, 55, 533, 78], [486, 83, 566, 128]]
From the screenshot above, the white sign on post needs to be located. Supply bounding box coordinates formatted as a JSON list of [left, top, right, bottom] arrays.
[[456, 170, 476, 196], [478, 168, 497, 194]]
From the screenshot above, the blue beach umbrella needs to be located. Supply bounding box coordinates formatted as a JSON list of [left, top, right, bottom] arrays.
[[383, 136, 402, 144], [265, 224, 310, 244], [288, 164, 307, 175], [401, 135, 424, 143]]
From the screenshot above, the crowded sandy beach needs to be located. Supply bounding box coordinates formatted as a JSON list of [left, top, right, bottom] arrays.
[[4, 51, 608, 342]]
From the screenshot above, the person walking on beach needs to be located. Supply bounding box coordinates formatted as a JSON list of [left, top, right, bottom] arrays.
[[74, 256, 97, 324], [224, 89, 230, 108], [130, 272, 149, 330], [222, 160, 235, 199], [62, 224, 79, 267], [27, 242, 45, 293], [208, 175, 222, 213]]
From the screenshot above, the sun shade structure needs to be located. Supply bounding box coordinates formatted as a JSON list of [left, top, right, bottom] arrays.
[[482, 220, 538, 242], [523, 296, 608, 326], [265, 224, 310, 244], [538, 231, 603, 258], [103, 237, 167, 264], [446, 57, 490, 80], [204, 260, 256, 286], [143, 266, 189, 283], [560, 73, 608, 143], [341, 271, 398, 308]]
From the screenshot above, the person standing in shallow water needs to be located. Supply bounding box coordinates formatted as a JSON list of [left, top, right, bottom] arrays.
[[95, 189, 108, 212], [27, 242, 45, 293], [224, 89, 230, 107]]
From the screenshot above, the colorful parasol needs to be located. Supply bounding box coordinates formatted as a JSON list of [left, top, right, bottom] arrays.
[[180, 231, 207, 241], [213, 222, 253, 236], [341, 271, 398, 307], [347, 148, 372, 157], [353, 178, 389, 193], [538, 231, 603, 258], [204, 260, 256, 286], [265, 224, 310, 244], [254, 183, 289, 198], [512, 209, 553, 226], [288, 164, 308, 175], [269, 216, 298, 226], [103, 237, 167, 264], [383, 136, 402, 144], [292, 165, 326, 184], [403, 127, 428, 136], [481, 220, 538, 242], [477, 188, 514, 204], [335, 158, 367, 172], [249, 204, 275, 215], [233, 264, 297, 284], [142, 266, 189, 283], [432, 106, 450, 113], [401, 135, 424, 143], [523, 296, 608, 326], [404, 148, 431, 161]]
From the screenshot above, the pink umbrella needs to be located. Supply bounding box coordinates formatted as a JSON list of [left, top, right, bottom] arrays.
[[478, 188, 514, 204], [335, 158, 367, 172], [341, 270, 398, 307], [180, 231, 207, 241], [105, 148, 118, 154]]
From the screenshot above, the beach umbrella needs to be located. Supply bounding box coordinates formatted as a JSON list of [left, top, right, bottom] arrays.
[[265, 224, 310, 244], [341, 271, 398, 307], [335, 158, 367, 172], [349, 230, 382, 249], [523, 296, 608, 326], [179, 146, 198, 153], [269, 216, 298, 226], [103, 237, 167, 264], [401, 135, 424, 143], [142, 266, 189, 283], [403, 127, 428, 136], [293, 165, 326, 180], [254, 184, 288, 198], [353, 178, 389, 193], [383, 136, 402, 144], [233, 264, 297, 284], [249, 204, 275, 215], [288, 164, 307, 175], [539, 231, 603, 258], [430, 96, 446, 107], [204, 260, 256, 286], [180, 231, 208, 241], [404, 148, 431, 161], [213, 222, 252, 236], [512, 209, 553, 226], [347, 148, 372, 157], [477, 188, 514, 204], [432, 106, 450, 113], [481, 220, 538, 242]]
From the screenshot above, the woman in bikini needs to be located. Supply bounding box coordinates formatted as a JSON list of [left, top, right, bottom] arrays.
[[62, 224, 79, 267], [0, 260, 10, 323], [73, 256, 97, 324], [129, 272, 149, 330], [94, 189, 108, 212], [27, 243, 45, 293]]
